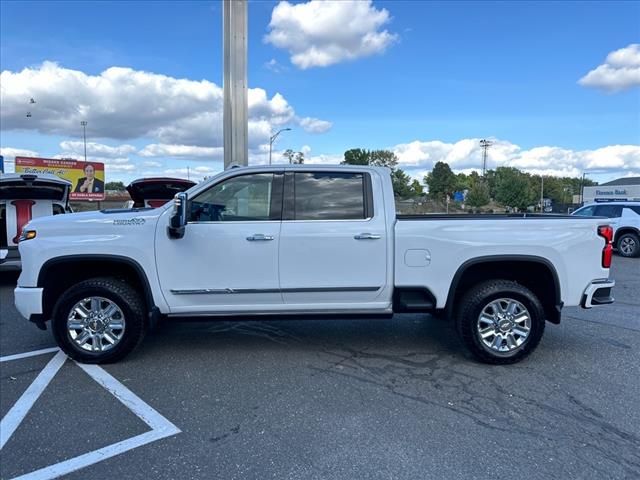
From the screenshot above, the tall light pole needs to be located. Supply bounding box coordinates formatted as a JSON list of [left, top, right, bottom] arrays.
[[80, 121, 88, 162], [269, 128, 291, 165], [479, 139, 493, 177], [223, 0, 248, 169]]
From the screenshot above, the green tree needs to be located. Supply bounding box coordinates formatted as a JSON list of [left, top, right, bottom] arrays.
[[425, 161, 457, 201], [465, 181, 490, 208], [342, 148, 370, 166], [455, 172, 471, 191], [391, 169, 416, 198], [283, 149, 304, 164], [411, 179, 424, 196], [343, 148, 414, 197], [368, 149, 398, 169], [494, 167, 534, 210], [105, 181, 126, 191]]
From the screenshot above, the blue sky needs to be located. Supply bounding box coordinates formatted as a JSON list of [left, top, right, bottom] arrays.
[[1, 0, 639, 183]]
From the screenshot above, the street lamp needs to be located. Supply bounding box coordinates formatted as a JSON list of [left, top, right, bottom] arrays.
[[80, 121, 88, 162], [268, 128, 291, 165]]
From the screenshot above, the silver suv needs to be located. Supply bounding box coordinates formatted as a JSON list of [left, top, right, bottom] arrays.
[[572, 202, 640, 257]]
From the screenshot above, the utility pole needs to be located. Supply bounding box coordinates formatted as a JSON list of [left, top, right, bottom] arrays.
[[80, 121, 88, 162], [479, 139, 493, 177], [580, 172, 586, 205], [269, 128, 291, 165], [223, 0, 248, 169], [540, 175, 544, 212]]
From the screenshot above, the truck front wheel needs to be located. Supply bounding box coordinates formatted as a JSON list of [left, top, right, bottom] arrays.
[[455, 280, 545, 364], [52, 277, 147, 363]]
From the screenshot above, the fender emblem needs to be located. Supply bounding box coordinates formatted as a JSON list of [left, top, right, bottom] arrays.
[[113, 218, 146, 226]]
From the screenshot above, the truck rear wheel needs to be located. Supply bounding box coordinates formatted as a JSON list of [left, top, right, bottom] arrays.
[[455, 280, 545, 364], [52, 277, 146, 364]]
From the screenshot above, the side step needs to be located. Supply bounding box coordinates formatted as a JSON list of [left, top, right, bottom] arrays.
[[393, 288, 436, 313]]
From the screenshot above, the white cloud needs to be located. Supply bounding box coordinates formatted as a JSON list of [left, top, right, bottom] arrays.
[[56, 140, 137, 174], [163, 165, 219, 182], [59, 140, 136, 158], [265, 0, 398, 69], [392, 138, 640, 178], [0, 62, 331, 148], [142, 160, 162, 168], [139, 143, 223, 159], [578, 44, 640, 92], [0, 147, 39, 162], [299, 116, 332, 133]]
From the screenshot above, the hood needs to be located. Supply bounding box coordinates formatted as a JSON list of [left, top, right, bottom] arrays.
[[126, 177, 196, 208], [0, 173, 71, 203]]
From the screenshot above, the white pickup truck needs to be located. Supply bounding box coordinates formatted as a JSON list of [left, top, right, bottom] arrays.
[[14, 165, 615, 365]]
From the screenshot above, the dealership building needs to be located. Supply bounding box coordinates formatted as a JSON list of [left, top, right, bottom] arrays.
[[583, 177, 640, 203]]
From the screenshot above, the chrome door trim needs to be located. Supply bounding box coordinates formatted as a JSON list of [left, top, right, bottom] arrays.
[[170, 286, 381, 295]]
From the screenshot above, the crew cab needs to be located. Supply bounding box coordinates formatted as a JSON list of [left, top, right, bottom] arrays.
[[572, 201, 640, 257], [1, 173, 72, 271], [14, 165, 615, 364]]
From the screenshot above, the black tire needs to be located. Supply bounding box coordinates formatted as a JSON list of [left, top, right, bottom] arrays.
[[455, 280, 545, 365], [616, 232, 640, 258], [52, 277, 147, 363]]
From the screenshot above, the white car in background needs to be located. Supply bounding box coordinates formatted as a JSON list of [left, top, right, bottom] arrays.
[[0, 173, 72, 270], [572, 201, 640, 257]]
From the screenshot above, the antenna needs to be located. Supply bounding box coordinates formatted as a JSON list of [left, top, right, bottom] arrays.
[[479, 139, 493, 176]]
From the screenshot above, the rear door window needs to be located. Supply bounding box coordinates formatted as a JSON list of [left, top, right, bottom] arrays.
[[594, 205, 623, 218], [292, 172, 368, 220]]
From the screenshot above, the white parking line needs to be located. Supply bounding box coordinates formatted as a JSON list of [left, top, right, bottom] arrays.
[[0, 347, 60, 363], [0, 349, 181, 480], [0, 351, 67, 449]]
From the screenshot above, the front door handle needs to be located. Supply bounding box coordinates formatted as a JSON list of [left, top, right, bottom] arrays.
[[246, 234, 274, 241], [354, 233, 381, 240]]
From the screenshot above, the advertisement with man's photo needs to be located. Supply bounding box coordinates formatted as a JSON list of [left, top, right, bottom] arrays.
[[15, 157, 105, 200]]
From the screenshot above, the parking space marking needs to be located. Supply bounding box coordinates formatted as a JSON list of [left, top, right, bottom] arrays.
[[0, 349, 181, 480], [0, 351, 66, 449], [0, 347, 60, 363]]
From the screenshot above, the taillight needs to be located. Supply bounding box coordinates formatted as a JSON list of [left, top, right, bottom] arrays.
[[598, 225, 613, 268]]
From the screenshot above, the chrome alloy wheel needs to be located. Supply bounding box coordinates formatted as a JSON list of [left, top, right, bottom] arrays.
[[67, 297, 125, 352], [620, 236, 637, 256], [476, 298, 531, 355]]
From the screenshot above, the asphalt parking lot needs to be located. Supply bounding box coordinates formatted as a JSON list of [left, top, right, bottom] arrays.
[[1, 258, 639, 480]]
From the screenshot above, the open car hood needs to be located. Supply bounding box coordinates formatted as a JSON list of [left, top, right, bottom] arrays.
[[0, 173, 71, 204], [126, 177, 196, 208]]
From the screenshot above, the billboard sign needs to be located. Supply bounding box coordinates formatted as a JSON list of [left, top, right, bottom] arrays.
[[15, 157, 105, 200], [583, 185, 640, 203]]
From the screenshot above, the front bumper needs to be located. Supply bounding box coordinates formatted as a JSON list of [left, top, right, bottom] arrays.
[[581, 279, 615, 308], [14, 286, 44, 320]]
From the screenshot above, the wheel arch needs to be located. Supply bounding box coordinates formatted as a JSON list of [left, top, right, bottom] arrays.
[[614, 227, 640, 244], [445, 255, 562, 324], [37, 254, 156, 323]]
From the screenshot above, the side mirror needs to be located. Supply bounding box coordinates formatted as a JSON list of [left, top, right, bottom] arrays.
[[168, 192, 188, 239]]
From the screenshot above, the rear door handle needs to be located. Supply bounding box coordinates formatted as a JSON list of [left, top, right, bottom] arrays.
[[246, 234, 274, 241], [354, 233, 381, 240]]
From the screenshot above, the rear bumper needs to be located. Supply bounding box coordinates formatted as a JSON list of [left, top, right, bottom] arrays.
[[581, 279, 615, 308], [14, 286, 43, 320]]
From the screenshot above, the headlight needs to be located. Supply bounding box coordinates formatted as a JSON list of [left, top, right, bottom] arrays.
[[19, 229, 37, 242]]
